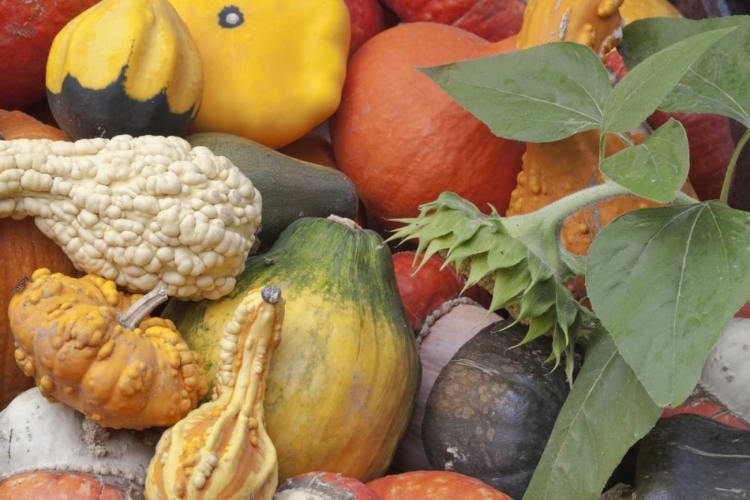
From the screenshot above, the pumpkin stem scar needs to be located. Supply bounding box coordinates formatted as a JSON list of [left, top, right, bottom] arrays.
[[117, 284, 168, 329]]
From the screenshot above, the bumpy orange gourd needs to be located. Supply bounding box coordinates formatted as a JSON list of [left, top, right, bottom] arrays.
[[146, 285, 285, 500], [508, 0, 694, 256], [8, 268, 208, 429]]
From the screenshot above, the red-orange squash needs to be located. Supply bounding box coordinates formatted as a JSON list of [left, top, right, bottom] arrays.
[[367, 471, 512, 500], [0, 111, 77, 410], [392, 252, 465, 331], [0, 472, 131, 500], [330, 24, 524, 231], [380, 0, 526, 42], [0, 0, 100, 110]]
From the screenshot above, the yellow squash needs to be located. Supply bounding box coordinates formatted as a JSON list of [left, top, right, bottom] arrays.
[[46, 0, 203, 140], [166, 216, 421, 482], [167, 0, 351, 148], [146, 285, 285, 500]]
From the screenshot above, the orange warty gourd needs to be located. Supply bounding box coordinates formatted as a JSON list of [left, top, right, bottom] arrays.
[[507, 0, 696, 256], [330, 24, 525, 231], [0, 0, 100, 110], [0, 111, 76, 411], [8, 269, 208, 429]]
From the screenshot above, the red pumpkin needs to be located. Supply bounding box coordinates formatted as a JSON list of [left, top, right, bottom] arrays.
[[275, 472, 382, 499], [367, 471, 512, 500], [379, 0, 526, 41], [604, 50, 734, 201], [393, 252, 465, 331], [662, 396, 750, 431], [0, 0, 101, 110]]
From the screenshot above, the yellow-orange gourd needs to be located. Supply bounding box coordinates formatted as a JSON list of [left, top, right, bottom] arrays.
[[146, 285, 284, 500], [8, 268, 208, 429]]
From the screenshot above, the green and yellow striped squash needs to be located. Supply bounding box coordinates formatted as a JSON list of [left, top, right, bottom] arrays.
[[164, 216, 421, 483]]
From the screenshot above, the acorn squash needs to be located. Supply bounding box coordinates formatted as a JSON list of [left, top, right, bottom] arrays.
[[165, 216, 421, 482], [46, 0, 203, 140], [422, 319, 569, 500]]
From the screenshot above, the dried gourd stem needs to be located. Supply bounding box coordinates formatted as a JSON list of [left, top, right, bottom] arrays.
[[327, 214, 361, 231], [81, 419, 110, 458], [117, 284, 169, 329], [416, 297, 481, 347]]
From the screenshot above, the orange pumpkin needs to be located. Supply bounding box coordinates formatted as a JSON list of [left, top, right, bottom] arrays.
[[0, 111, 77, 410], [330, 24, 524, 232], [368, 471, 512, 500], [0, 0, 101, 110]]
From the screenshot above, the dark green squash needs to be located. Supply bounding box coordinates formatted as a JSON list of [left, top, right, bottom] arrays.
[[635, 414, 750, 499], [45, 0, 203, 140], [164, 216, 421, 483], [186, 132, 359, 250], [422, 319, 569, 500]]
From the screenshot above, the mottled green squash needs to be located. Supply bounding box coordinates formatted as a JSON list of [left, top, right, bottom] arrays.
[[164, 216, 421, 483]]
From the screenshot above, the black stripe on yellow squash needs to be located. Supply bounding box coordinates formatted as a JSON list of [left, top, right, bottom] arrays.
[[45, 0, 203, 140], [164, 216, 421, 483]]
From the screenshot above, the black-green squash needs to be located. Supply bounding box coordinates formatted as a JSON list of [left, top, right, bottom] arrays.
[[422, 319, 569, 500], [186, 132, 360, 250], [635, 414, 750, 499], [46, 0, 202, 140], [164, 216, 421, 483]]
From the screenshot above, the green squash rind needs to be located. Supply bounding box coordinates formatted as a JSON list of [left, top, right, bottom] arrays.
[[186, 132, 360, 250], [166, 217, 421, 483]]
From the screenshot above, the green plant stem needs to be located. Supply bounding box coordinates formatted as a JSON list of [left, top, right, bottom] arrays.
[[501, 182, 697, 269], [719, 127, 750, 203]]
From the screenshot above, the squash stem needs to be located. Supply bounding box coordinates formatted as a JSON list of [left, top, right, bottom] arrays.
[[117, 284, 169, 329], [719, 127, 750, 204]]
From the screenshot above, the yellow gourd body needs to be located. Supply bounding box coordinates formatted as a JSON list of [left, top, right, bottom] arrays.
[[167, 0, 351, 148]]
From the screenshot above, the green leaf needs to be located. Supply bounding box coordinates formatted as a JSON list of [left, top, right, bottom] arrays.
[[621, 17, 750, 126], [602, 26, 736, 133], [586, 202, 750, 407], [523, 333, 662, 500], [599, 119, 689, 202], [420, 42, 610, 142]]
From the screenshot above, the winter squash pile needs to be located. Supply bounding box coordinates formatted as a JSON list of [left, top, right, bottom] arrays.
[[1, 0, 749, 499]]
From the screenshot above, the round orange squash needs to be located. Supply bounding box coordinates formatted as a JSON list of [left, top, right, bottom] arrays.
[[330, 23, 524, 232], [0, 111, 78, 410]]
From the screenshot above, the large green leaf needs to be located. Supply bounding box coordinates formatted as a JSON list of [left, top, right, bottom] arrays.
[[523, 333, 661, 500], [599, 118, 689, 202], [621, 16, 750, 126], [602, 26, 736, 133], [420, 42, 610, 142], [586, 202, 750, 407]]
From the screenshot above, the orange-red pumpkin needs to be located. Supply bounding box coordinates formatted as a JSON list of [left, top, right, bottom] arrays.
[[0, 0, 100, 110], [330, 24, 524, 232], [368, 471, 512, 500], [0, 111, 77, 410]]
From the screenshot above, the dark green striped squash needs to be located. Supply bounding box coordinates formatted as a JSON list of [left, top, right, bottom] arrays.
[[45, 0, 202, 140], [164, 216, 421, 483]]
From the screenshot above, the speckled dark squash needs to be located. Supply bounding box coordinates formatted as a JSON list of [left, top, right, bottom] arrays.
[[422, 319, 569, 499], [635, 414, 750, 499]]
